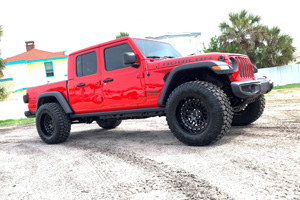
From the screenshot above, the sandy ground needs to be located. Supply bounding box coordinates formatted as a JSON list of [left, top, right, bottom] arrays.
[[0, 88, 299, 200]]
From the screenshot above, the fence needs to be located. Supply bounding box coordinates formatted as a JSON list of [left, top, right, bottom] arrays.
[[258, 64, 300, 86], [0, 99, 28, 120]]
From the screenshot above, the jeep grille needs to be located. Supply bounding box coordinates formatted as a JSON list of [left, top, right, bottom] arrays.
[[230, 56, 254, 79]]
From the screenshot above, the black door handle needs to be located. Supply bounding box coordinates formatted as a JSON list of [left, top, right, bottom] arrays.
[[76, 83, 85, 87], [103, 78, 114, 83]]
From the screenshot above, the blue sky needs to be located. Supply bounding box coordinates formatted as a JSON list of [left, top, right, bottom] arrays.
[[0, 0, 299, 58]]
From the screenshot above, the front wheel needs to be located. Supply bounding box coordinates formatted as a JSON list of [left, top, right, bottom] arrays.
[[166, 81, 232, 146], [232, 95, 265, 126], [36, 103, 71, 144]]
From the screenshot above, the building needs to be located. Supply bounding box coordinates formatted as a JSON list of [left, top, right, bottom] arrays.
[[289, 51, 300, 65], [0, 41, 68, 99], [146, 32, 201, 56]]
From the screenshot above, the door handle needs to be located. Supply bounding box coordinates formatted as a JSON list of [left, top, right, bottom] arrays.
[[76, 83, 86, 87], [103, 78, 114, 83]]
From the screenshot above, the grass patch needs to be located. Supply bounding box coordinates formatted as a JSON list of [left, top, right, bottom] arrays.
[[0, 118, 35, 127], [273, 83, 300, 90], [264, 93, 275, 97]]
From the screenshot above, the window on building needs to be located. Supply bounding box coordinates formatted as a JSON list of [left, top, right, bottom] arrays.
[[104, 43, 133, 71], [44, 62, 54, 77], [294, 58, 297, 63], [76, 51, 97, 77]]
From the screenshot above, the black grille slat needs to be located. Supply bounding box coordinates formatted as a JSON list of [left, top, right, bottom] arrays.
[[236, 57, 243, 78], [241, 58, 247, 77], [245, 58, 251, 77], [241, 58, 246, 78], [244, 58, 250, 78]]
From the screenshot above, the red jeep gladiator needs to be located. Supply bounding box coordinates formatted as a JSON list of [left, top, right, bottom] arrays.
[[23, 37, 273, 146]]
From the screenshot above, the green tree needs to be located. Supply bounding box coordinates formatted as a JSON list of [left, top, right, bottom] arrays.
[[0, 25, 7, 101], [256, 27, 295, 68], [203, 35, 242, 54], [205, 10, 296, 68], [218, 10, 268, 55], [202, 36, 220, 53], [0, 25, 5, 78], [116, 32, 129, 39]]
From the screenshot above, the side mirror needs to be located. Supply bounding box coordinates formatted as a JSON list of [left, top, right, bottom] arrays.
[[123, 52, 140, 67]]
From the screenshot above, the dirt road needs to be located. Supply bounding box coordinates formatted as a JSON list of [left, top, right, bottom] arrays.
[[0, 88, 299, 200]]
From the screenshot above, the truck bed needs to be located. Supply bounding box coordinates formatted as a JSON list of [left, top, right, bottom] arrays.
[[26, 81, 68, 112]]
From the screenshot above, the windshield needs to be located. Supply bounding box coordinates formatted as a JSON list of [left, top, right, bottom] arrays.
[[134, 39, 182, 59]]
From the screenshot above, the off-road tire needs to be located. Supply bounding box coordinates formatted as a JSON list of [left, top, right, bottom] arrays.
[[166, 81, 232, 146], [96, 119, 122, 129], [232, 95, 265, 126], [36, 103, 71, 144]]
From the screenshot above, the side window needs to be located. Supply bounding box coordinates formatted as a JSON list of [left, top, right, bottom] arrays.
[[104, 43, 133, 71], [44, 62, 54, 77], [76, 51, 97, 77]]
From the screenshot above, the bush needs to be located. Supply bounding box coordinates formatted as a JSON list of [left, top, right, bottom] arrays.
[[0, 87, 7, 101]]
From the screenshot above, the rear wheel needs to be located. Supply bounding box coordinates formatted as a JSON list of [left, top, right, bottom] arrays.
[[232, 95, 265, 126], [96, 119, 122, 129], [166, 81, 232, 146], [36, 103, 71, 144]]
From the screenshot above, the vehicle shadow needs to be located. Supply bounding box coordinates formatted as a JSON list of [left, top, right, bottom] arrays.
[[65, 123, 250, 148], [67, 126, 179, 146]]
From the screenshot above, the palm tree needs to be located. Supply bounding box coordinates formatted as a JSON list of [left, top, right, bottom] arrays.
[[256, 27, 295, 68], [218, 10, 268, 55], [116, 32, 129, 39], [268, 27, 295, 66]]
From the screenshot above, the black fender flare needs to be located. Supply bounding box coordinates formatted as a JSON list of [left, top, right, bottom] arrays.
[[157, 61, 233, 106], [37, 92, 73, 114]]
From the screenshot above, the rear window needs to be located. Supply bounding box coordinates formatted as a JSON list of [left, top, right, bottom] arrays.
[[76, 51, 97, 77]]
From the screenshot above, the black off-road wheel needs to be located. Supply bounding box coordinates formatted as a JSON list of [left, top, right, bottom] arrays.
[[232, 95, 265, 126], [36, 103, 71, 144], [166, 81, 232, 146], [96, 119, 122, 129]]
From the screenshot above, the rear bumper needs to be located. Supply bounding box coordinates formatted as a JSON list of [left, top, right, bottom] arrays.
[[231, 78, 273, 98], [24, 111, 35, 118]]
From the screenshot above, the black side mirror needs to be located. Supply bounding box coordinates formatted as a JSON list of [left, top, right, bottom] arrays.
[[123, 52, 140, 67]]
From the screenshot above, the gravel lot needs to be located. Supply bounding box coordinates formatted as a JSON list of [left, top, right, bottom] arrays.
[[0, 88, 300, 200]]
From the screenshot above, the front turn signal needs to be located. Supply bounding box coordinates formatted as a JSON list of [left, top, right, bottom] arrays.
[[212, 66, 222, 70], [212, 65, 231, 70]]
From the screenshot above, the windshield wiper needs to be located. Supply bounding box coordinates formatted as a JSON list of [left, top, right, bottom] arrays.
[[164, 56, 175, 58], [147, 56, 162, 59]]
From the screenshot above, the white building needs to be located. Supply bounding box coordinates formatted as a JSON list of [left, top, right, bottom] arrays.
[[146, 32, 201, 56]]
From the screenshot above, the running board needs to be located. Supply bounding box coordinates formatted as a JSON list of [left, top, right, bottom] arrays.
[[70, 107, 166, 120]]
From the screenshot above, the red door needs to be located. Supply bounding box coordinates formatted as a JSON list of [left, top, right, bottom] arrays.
[[100, 41, 146, 111], [69, 49, 103, 113]]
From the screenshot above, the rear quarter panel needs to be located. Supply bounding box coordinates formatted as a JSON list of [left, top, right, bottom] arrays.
[[27, 81, 68, 112]]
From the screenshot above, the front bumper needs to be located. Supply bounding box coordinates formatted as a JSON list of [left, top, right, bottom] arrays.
[[231, 78, 273, 98]]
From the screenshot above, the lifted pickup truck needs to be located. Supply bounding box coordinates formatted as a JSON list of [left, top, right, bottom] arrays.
[[23, 37, 273, 146]]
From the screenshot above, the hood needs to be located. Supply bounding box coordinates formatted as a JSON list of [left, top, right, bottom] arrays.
[[157, 53, 235, 69]]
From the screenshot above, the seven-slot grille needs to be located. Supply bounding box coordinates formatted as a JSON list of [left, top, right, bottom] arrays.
[[231, 56, 254, 79]]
